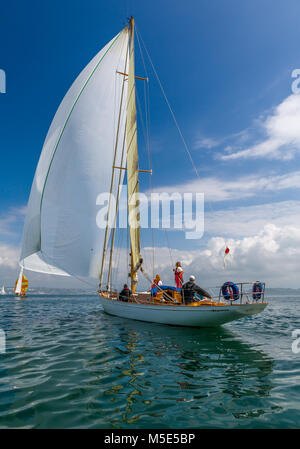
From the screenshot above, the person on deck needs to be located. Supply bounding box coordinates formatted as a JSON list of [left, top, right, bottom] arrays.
[[152, 274, 162, 288], [119, 284, 132, 302], [182, 276, 212, 304], [173, 262, 184, 289], [151, 274, 162, 297]]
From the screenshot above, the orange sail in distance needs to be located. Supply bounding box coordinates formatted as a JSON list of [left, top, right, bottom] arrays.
[[14, 274, 28, 296]]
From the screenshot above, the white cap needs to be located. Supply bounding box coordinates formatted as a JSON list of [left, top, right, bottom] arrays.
[[189, 275, 195, 282]]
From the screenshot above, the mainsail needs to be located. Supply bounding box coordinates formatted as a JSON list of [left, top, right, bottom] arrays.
[[20, 27, 129, 279], [126, 18, 141, 289]]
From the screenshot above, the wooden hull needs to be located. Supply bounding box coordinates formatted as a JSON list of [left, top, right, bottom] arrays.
[[98, 296, 267, 327]]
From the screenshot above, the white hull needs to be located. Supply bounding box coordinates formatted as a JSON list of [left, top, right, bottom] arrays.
[[99, 296, 267, 327]]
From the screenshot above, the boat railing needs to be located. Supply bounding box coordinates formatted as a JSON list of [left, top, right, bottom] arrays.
[[102, 281, 266, 306], [209, 281, 266, 305]]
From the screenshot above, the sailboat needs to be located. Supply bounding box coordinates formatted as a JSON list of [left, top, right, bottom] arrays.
[[0, 286, 6, 295], [19, 17, 267, 326], [14, 268, 28, 298]]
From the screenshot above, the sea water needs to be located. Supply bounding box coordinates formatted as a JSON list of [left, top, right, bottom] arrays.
[[0, 292, 299, 428]]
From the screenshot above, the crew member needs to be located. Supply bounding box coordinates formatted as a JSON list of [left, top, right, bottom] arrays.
[[119, 284, 132, 302], [151, 274, 162, 297], [182, 276, 212, 304], [152, 274, 162, 287], [173, 262, 184, 289]]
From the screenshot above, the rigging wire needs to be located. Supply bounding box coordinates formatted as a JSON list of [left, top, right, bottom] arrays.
[[135, 24, 229, 262], [135, 25, 201, 181], [126, 215, 130, 282], [99, 36, 130, 288], [164, 229, 174, 268], [140, 267, 176, 303], [135, 28, 156, 278], [111, 227, 125, 290], [136, 27, 176, 271]]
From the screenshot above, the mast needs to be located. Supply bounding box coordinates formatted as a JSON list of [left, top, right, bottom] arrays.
[[126, 17, 142, 293]]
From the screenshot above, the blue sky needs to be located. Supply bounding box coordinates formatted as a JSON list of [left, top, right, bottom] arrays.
[[1, 0, 300, 288]]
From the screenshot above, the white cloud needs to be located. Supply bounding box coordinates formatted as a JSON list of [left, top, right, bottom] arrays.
[[220, 94, 300, 160], [140, 223, 300, 289], [0, 205, 27, 237], [0, 243, 19, 269], [194, 137, 220, 149], [102, 220, 300, 290], [1, 220, 299, 290], [149, 170, 300, 202], [205, 200, 300, 237], [1, 198, 299, 291]]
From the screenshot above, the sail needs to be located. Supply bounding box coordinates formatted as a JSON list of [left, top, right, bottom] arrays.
[[0, 286, 5, 295], [15, 268, 28, 295], [126, 19, 141, 279], [20, 27, 129, 278], [15, 268, 23, 294]]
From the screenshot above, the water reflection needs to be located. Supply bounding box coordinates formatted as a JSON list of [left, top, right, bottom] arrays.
[[0, 297, 280, 429], [94, 313, 276, 428]]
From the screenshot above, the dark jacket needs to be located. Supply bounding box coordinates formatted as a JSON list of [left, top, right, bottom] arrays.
[[119, 287, 132, 302], [182, 281, 211, 304]]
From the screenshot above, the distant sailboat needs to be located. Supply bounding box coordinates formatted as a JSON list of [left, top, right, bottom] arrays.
[[0, 286, 6, 295], [14, 268, 28, 297], [19, 17, 267, 326]]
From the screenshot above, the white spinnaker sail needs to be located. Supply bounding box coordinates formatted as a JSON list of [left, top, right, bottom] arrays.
[[20, 27, 129, 278]]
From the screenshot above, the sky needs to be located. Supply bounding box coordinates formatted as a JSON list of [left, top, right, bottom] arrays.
[[1, 0, 300, 289]]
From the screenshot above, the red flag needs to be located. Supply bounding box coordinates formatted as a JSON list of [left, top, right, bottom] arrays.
[[223, 247, 230, 268]]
